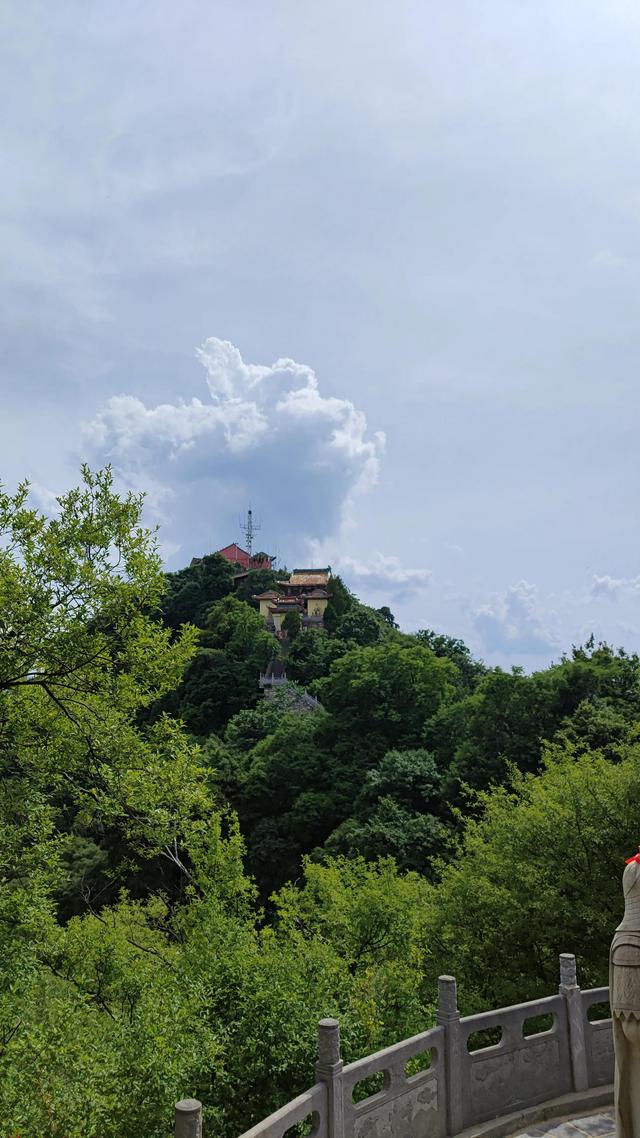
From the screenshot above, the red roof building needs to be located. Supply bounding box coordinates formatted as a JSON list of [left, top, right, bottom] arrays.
[[217, 543, 273, 572]]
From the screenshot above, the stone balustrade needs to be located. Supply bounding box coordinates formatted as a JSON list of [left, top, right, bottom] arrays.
[[175, 954, 614, 1138]]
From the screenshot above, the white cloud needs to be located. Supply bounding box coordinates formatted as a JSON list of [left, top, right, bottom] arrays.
[[331, 551, 432, 599], [473, 580, 559, 655], [591, 573, 640, 599], [28, 481, 62, 516], [83, 337, 385, 559]]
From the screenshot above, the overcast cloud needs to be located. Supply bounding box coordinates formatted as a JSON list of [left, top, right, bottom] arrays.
[[3, 0, 640, 669]]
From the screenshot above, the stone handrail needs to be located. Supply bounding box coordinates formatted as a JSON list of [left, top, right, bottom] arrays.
[[176, 954, 614, 1138]]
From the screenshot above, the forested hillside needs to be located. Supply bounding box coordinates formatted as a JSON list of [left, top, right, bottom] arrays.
[[2, 469, 639, 1137]]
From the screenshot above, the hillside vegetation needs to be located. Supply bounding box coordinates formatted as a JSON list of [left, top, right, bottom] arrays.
[[1, 468, 638, 1137]]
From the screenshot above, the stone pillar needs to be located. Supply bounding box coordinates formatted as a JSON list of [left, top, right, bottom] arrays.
[[559, 953, 589, 1092], [316, 1018, 344, 1138], [175, 1098, 203, 1138], [437, 975, 465, 1136]]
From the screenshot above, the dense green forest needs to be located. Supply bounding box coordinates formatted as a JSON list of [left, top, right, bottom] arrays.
[[2, 468, 639, 1137]]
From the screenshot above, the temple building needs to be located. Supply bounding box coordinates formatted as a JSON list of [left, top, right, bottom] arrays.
[[216, 543, 272, 572], [254, 568, 330, 636]]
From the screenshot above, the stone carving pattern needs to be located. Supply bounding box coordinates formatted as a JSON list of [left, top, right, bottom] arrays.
[[470, 1038, 562, 1117], [353, 1075, 440, 1138]]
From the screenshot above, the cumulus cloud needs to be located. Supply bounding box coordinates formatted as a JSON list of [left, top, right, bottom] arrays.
[[28, 481, 62, 516], [591, 573, 640, 600], [473, 580, 559, 655], [329, 552, 431, 600], [83, 337, 385, 561]]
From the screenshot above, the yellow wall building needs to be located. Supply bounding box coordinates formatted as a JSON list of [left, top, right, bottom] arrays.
[[253, 569, 331, 636], [304, 589, 329, 620]]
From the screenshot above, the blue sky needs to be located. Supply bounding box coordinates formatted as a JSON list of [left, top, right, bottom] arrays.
[[3, 0, 640, 669]]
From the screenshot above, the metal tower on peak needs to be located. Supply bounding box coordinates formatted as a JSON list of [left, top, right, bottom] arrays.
[[240, 506, 261, 559]]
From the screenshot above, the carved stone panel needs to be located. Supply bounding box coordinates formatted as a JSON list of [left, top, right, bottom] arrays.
[[470, 1039, 565, 1121], [353, 1076, 442, 1138]]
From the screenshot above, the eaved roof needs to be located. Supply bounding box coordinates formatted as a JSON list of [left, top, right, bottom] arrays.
[[288, 568, 331, 587], [217, 543, 274, 570], [218, 542, 250, 563], [305, 588, 330, 599], [253, 590, 282, 600]]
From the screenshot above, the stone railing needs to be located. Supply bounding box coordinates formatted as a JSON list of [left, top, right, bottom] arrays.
[[175, 954, 614, 1138]]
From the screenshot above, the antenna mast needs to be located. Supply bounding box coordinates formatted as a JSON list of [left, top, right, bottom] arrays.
[[240, 505, 261, 559]]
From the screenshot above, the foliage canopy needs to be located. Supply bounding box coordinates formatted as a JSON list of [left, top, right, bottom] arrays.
[[2, 468, 640, 1136]]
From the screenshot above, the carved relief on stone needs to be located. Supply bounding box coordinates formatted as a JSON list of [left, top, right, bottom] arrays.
[[353, 1079, 439, 1138], [471, 1037, 560, 1112]]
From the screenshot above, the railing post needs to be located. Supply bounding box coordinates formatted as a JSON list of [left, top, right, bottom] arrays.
[[559, 952, 589, 1092], [175, 1098, 203, 1138], [316, 1018, 344, 1138], [437, 975, 465, 1136]]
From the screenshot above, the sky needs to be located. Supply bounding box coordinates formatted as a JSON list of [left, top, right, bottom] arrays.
[[3, 0, 640, 670]]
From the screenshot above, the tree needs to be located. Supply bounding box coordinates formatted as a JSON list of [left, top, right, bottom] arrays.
[[316, 642, 456, 764], [426, 640, 640, 807], [0, 892, 221, 1138], [323, 798, 446, 873], [0, 467, 195, 701], [0, 468, 234, 1133], [162, 553, 235, 629], [335, 605, 386, 646], [361, 748, 444, 814], [433, 668, 552, 798], [414, 629, 486, 694], [377, 605, 398, 629], [202, 594, 276, 662], [223, 712, 330, 894], [235, 567, 285, 607], [282, 608, 302, 639], [273, 857, 433, 1049], [554, 640, 640, 722], [155, 596, 278, 735], [323, 574, 355, 633], [323, 749, 449, 871], [0, 468, 201, 935], [286, 628, 349, 685], [425, 741, 640, 1011], [222, 700, 284, 754], [157, 648, 257, 736]]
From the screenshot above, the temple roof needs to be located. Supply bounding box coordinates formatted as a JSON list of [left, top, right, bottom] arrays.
[[287, 569, 331, 587], [253, 590, 282, 600], [216, 543, 274, 570]]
